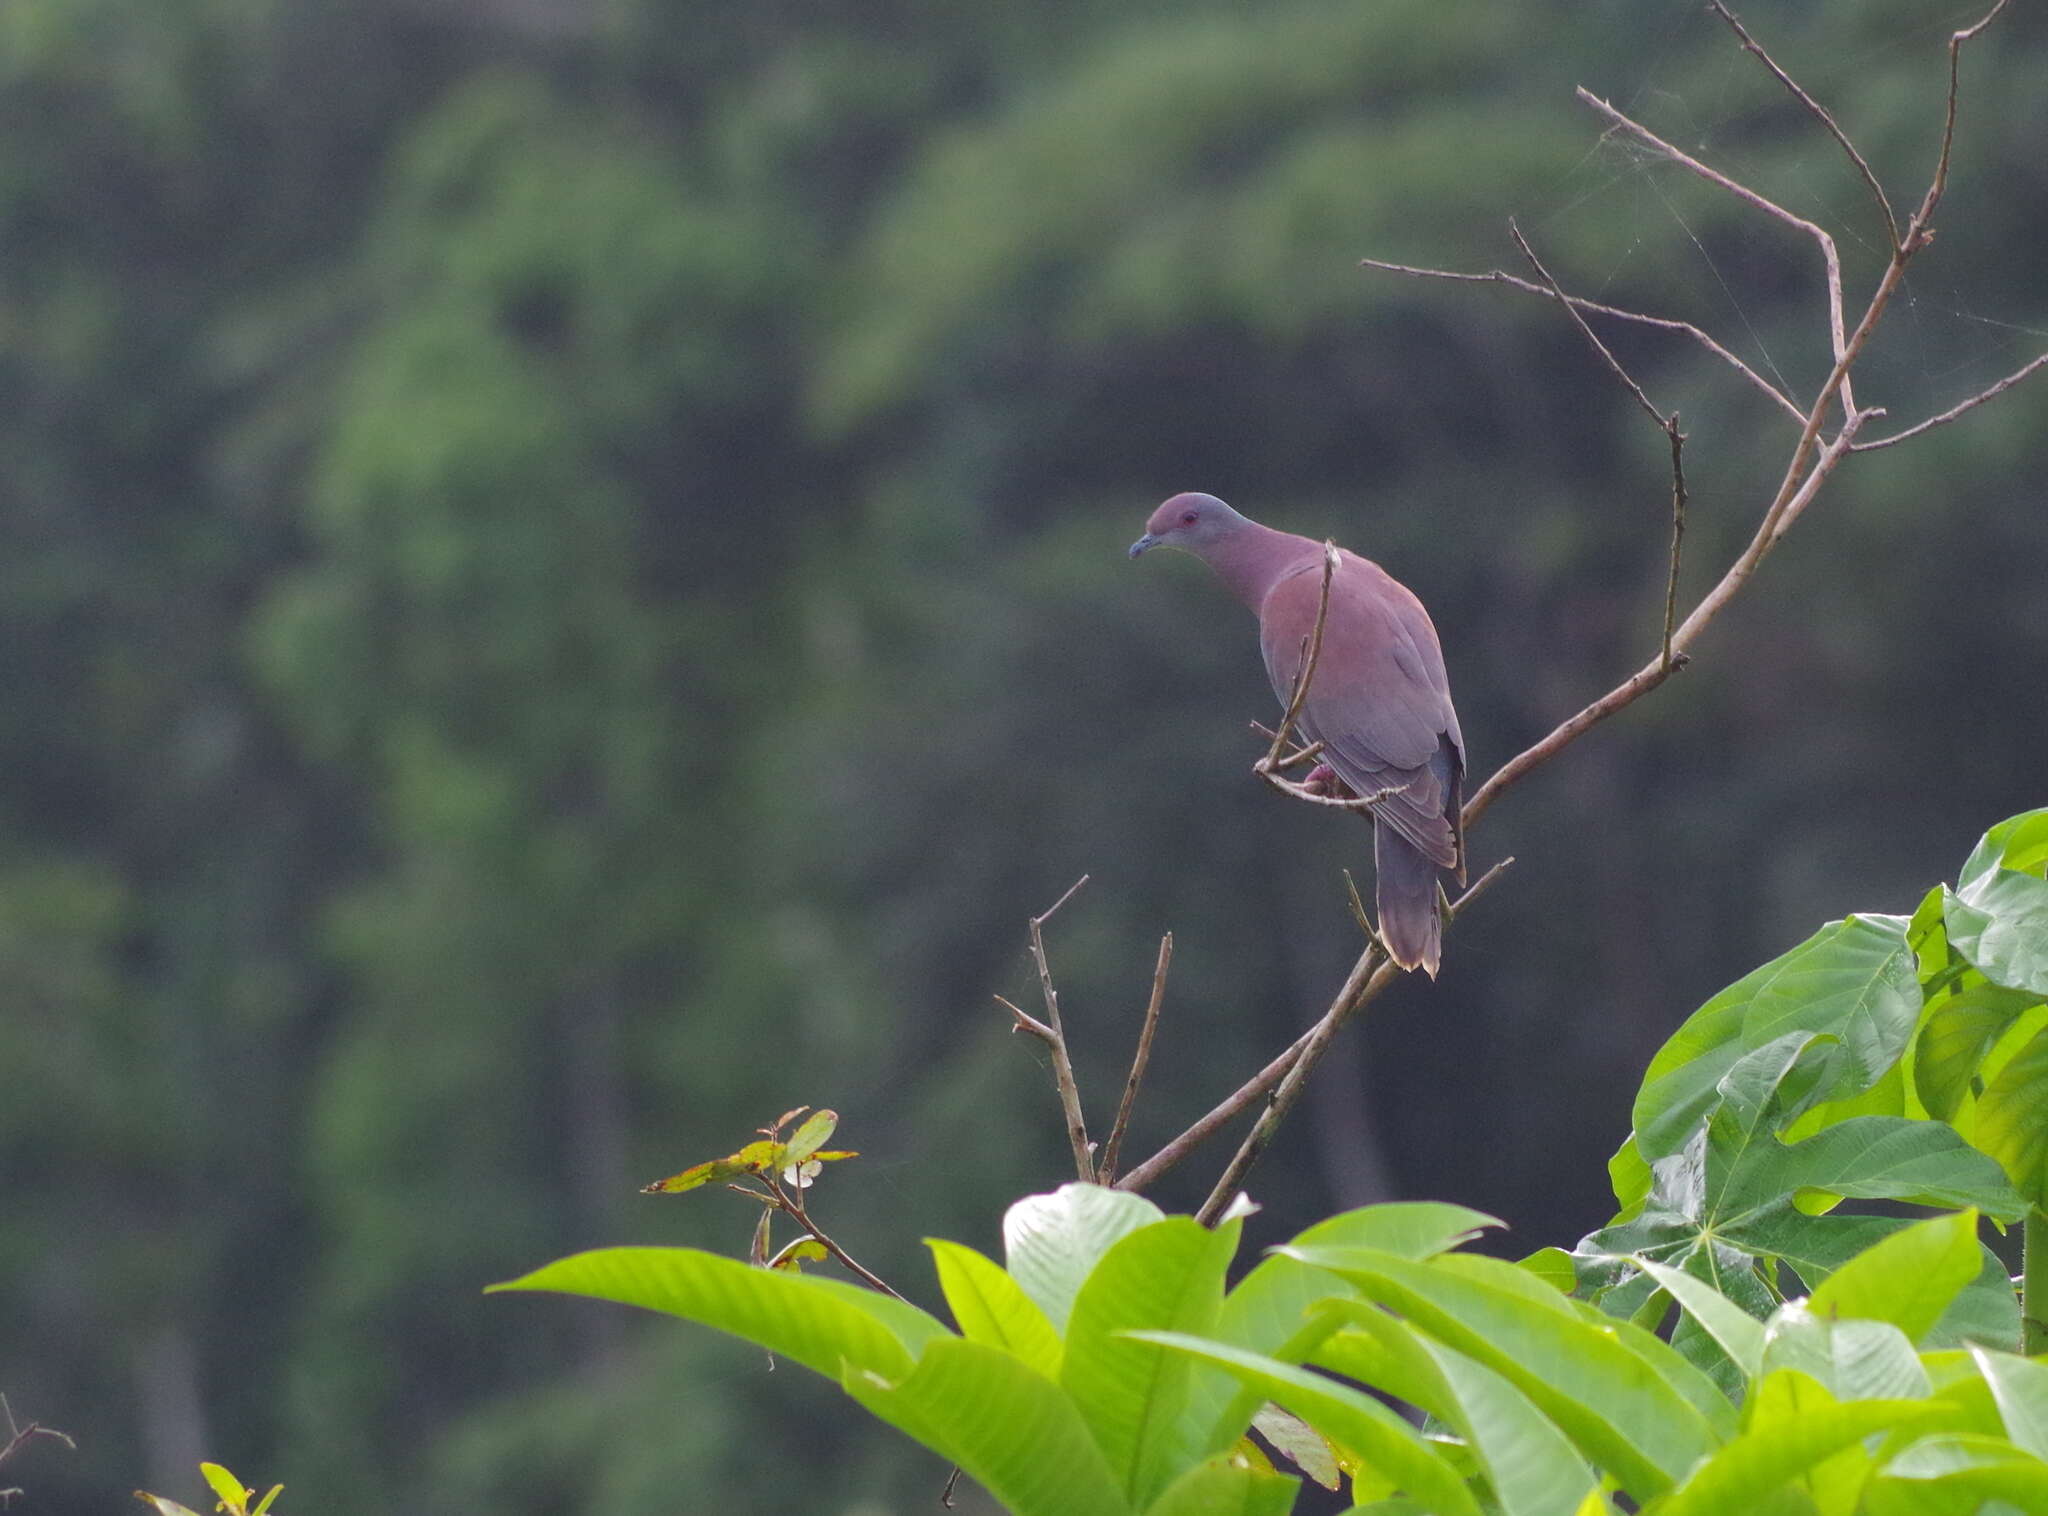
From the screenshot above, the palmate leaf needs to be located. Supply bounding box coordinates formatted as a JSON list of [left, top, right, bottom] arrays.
[[1631, 915, 1920, 1162], [487, 1246, 948, 1379], [1947, 872, 2048, 998], [1973, 1022, 2048, 1207], [1804, 1210, 1981, 1345], [1914, 982, 2041, 1120], [1970, 1347, 2048, 1461]]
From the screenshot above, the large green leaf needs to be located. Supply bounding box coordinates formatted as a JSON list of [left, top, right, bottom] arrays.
[[1656, 1369, 1944, 1516], [487, 1246, 947, 1379], [929, 1238, 1064, 1378], [1317, 1312, 1597, 1516], [1865, 1432, 2048, 1516], [1970, 1348, 2048, 1460], [843, 1337, 1132, 1516], [1804, 1210, 1982, 1344], [1062, 1215, 1240, 1507], [1914, 983, 2042, 1119], [1634, 916, 1919, 1160], [1286, 1246, 1720, 1501], [1973, 1023, 2048, 1205], [1004, 1183, 1165, 1332], [1130, 1332, 1484, 1516], [1959, 809, 2048, 892], [1759, 1302, 1928, 1403], [1141, 1453, 1298, 1516], [1947, 871, 2048, 997]]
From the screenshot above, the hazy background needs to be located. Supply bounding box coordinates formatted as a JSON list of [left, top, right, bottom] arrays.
[[2, 0, 2043, 1509]]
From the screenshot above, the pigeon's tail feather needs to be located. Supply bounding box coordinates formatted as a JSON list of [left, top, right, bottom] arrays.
[[1375, 825, 1443, 977]]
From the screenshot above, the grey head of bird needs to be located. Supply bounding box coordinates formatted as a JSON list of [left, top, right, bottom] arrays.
[[1127, 492, 1253, 561]]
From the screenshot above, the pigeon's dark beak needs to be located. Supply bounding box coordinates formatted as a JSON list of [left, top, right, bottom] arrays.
[[1127, 533, 1159, 559]]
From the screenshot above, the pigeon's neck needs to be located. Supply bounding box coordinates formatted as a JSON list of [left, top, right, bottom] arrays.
[[1206, 522, 1323, 612]]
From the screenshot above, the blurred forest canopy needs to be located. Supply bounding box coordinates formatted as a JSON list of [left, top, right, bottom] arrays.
[[1, 0, 2043, 1510]]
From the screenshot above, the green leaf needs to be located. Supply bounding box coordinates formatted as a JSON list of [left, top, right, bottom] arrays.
[[1063, 1216, 1240, 1506], [133, 1498, 204, 1516], [784, 1107, 839, 1163], [1252, 1402, 1340, 1489], [1634, 916, 1919, 1160], [1286, 1246, 1721, 1501], [1806, 1210, 1982, 1344], [1658, 1370, 1944, 1515], [1518, 1248, 1578, 1293], [1141, 1452, 1298, 1516], [1630, 1255, 1765, 1384], [1761, 1302, 1929, 1403], [1216, 1202, 1500, 1360], [1319, 1312, 1598, 1516], [1970, 1348, 2048, 1460], [1959, 809, 2048, 892], [1868, 1432, 2048, 1515], [843, 1338, 1132, 1516], [488, 1246, 947, 1379], [1974, 1024, 2048, 1205], [1004, 1183, 1165, 1331], [1948, 871, 2048, 996], [1755, 1116, 2026, 1218], [1915, 983, 2041, 1119], [1130, 1332, 1485, 1516], [929, 1238, 1064, 1378], [640, 1137, 786, 1194]]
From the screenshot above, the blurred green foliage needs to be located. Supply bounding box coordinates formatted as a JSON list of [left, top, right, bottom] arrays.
[[0, 0, 2043, 1511]]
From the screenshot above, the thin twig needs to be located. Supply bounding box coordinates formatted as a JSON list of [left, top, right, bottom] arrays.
[[1025, 877, 1096, 1181], [1341, 869, 1386, 955], [1577, 86, 1857, 415], [1507, 219, 1691, 673], [1260, 543, 1340, 771], [1709, 1, 1898, 251], [1359, 258, 1805, 425], [1123, 858, 1512, 1199], [1663, 420, 1687, 672], [1913, 0, 2012, 250], [1851, 351, 2048, 451], [766, 1173, 910, 1301], [1098, 933, 1172, 1184]]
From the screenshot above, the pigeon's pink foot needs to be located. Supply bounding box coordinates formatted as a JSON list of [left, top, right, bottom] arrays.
[[1301, 763, 1355, 799]]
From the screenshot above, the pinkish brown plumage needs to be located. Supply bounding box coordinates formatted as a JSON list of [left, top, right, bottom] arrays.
[[1130, 492, 1465, 975]]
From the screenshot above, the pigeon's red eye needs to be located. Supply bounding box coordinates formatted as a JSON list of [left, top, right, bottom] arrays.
[[1180, 511, 1199, 526]]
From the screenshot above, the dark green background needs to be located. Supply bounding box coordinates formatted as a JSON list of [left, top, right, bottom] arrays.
[[2, 0, 2042, 1509]]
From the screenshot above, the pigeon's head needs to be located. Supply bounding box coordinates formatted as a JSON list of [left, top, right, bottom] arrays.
[[1128, 492, 1249, 561]]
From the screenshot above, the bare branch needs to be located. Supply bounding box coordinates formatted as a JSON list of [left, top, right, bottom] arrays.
[[1261, 542, 1340, 771], [1508, 219, 1692, 673], [764, 1171, 910, 1301], [1911, 0, 2012, 249], [1359, 257, 1806, 425], [1663, 421, 1688, 673], [1851, 350, 2048, 452], [1709, 1, 1899, 250], [1098, 933, 1172, 1184], [1022, 878, 1096, 1182], [1576, 86, 1856, 415]]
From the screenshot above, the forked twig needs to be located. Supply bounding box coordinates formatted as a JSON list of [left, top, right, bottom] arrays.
[[998, 875, 1097, 1182], [1708, 1, 1898, 251]]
